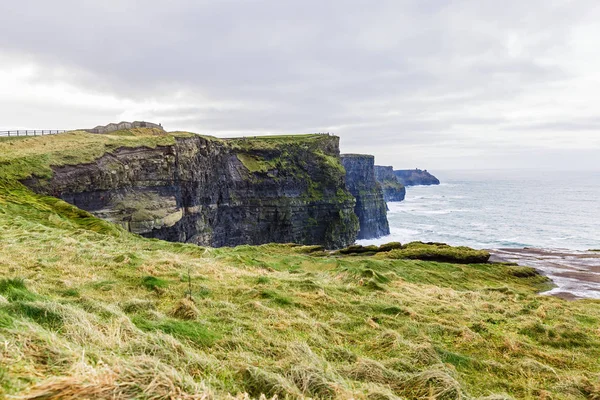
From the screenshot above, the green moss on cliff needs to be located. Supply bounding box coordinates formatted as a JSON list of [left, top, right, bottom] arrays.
[[230, 134, 352, 204], [236, 153, 275, 173]]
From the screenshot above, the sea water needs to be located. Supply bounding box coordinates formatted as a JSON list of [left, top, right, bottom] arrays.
[[357, 170, 600, 298], [359, 170, 600, 251]]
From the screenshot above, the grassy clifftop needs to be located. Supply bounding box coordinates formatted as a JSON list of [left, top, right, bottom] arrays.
[[0, 132, 599, 399], [0, 128, 198, 182]]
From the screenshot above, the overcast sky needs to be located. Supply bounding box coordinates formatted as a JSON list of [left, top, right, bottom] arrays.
[[1, 1, 599, 170]]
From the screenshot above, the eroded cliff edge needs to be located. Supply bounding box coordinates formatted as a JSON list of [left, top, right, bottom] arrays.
[[374, 166, 406, 202], [341, 154, 390, 239], [394, 169, 440, 186], [24, 133, 359, 249]]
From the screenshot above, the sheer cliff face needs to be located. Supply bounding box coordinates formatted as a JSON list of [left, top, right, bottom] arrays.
[[374, 166, 406, 202], [341, 155, 390, 240], [24, 135, 359, 249], [394, 169, 440, 186]]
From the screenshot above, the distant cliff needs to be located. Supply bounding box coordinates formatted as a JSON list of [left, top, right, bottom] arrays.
[[24, 133, 359, 249], [374, 166, 406, 202], [341, 155, 390, 239], [83, 121, 164, 134], [394, 169, 440, 186]]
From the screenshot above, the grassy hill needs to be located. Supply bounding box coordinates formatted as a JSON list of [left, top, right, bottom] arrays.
[[0, 131, 599, 399]]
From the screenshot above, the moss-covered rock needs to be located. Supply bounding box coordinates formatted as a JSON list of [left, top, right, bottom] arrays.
[[382, 242, 490, 264]]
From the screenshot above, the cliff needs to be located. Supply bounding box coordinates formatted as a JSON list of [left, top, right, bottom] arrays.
[[394, 169, 440, 186], [22, 131, 359, 249], [84, 121, 164, 134], [341, 154, 390, 239], [374, 165, 406, 202]]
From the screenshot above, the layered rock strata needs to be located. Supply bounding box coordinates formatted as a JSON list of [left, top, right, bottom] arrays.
[[374, 166, 406, 202], [24, 134, 359, 249], [341, 154, 390, 239]]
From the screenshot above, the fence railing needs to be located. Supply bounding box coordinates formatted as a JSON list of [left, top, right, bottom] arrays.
[[0, 130, 67, 137]]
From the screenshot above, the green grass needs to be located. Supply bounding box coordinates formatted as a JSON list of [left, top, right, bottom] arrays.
[[383, 241, 491, 264], [0, 129, 193, 181], [141, 276, 169, 291], [0, 278, 39, 302], [131, 315, 218, 347], [0, 131, 599, 398]]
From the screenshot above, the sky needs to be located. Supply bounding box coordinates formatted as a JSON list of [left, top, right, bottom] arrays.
[[1, 0, 600, 170]]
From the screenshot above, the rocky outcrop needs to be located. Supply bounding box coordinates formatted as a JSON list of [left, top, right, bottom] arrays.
[[374, 166, 406, 202], [84, 121, 164, 134], [341, 154, 390, 239], [394, 169, 440, 186], [24, 134, 359, 249]]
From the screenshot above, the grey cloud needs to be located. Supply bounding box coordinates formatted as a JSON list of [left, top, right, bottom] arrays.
[[0, 0, 599, 169]]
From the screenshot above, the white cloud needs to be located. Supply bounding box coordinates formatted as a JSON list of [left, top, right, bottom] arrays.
[[0, 0, 599, 169]]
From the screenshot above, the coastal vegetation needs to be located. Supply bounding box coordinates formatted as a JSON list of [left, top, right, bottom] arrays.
[[0, 131, 599, 399]]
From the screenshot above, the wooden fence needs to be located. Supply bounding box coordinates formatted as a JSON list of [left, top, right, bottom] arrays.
[[0, 130, 67, 137]]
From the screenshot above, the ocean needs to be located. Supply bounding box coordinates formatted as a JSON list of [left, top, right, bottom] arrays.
[[358, 170, 600, 299], [359, 170, 600, 251]]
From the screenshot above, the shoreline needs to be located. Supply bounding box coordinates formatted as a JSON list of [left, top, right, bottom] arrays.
[[488, 247, 600, 300]]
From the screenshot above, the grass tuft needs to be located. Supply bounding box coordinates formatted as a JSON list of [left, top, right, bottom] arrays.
[[384, 242, 490, 264], [170, 298, 200, 321], [260, 290, 294, 306], [132, 315, 217, 347], [0, 278, 38, 302], [141, 276, 168, 291]]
